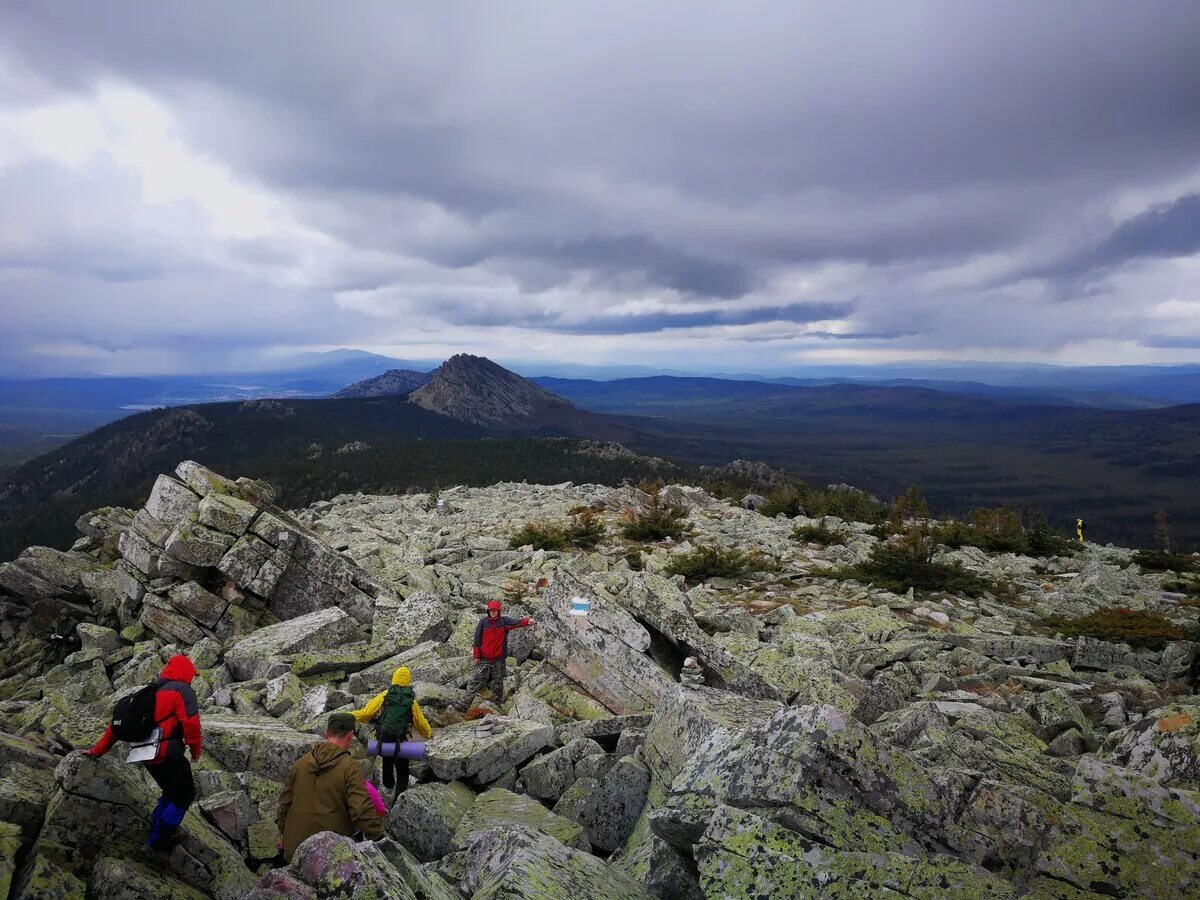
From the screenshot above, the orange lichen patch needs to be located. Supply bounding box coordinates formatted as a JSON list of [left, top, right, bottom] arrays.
[[464, 707, 495, 721], [1157, 713, 1193, 733]]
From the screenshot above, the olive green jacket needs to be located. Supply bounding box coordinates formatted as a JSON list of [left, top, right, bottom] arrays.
[[277, 741, 383, 861]]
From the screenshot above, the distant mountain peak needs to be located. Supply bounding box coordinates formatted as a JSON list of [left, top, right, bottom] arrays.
[[332, 368, 431, 399], [410, 354, 577, 426]]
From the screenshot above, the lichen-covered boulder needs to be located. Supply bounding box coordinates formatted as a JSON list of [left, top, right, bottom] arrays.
[[619, 573, 781, 702], [245, 870, 317, 900], [372, 592, 452, 649], [0, 732, 58, 771], [1025, 687, 1091, 742], [454, 788, 589, 852], [387, 780, 476, 862], [1103, 702, 1200, 788], [695, 804, 1014, 899], [0, 763, 54, 858], [0, 822, 21, 900], [89, 856, 210, 900], [38, 754, 256, 899], [145, 475, 201, 529], [554, 756, 650, 852], [459, 825, 654, 899], [197, 789, 256, 844], [225, 608, 361, 680], [425, 718, 553, 783], [202, 715, 320, 780], [536, 573, 675, 715], [278, 831, 417, 899], [520, 743, 576, 801], [76, 623, 123, 655], [262, 672, 303, 717], [11, 850, 86, 900], [642, 686, 780, 791]]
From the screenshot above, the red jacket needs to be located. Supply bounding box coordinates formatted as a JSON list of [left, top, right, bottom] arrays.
[[89, 655, 203, 764], [473, 612, 533, 661]]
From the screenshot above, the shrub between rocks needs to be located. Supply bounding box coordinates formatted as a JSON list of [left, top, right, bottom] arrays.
[[509, 510, 606, 551], [1043, 607, 1186, 651], [791, 522, 847, 547], [758, 481, 888, 523], [1133, 549, 1200, 574], [665, 546, 776, 583], [619, 496, 689, 542], [835, 527, 995, 597]]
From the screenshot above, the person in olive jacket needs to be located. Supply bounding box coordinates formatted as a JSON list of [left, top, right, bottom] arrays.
[[276, 712, 384, 861]]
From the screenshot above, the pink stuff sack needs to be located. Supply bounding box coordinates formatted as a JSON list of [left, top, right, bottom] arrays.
[[364, 780, 387, 816]]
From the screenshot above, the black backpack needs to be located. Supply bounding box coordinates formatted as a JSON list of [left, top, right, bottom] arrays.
[[111, 682, 162, 742], [378, 685, 414, 740]]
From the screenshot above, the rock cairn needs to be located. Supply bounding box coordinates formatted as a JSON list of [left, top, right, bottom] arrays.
[[679, 657, 706, 688]]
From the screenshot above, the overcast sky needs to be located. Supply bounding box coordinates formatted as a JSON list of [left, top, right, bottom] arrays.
[[2, 2, 1199, 375]]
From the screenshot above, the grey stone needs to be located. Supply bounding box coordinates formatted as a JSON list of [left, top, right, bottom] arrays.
[[165, 521, 237, 568], [225, 607, 361, 680], [387, 780, 476, 862], [76, 623, 122, 655], [144, 475, 201, 529], [262, 672, 303, 716], [203, 715, 320, 780], [425, 718, 554, 784], [520, 744, 576, 801], [453, 787, 589, 851], [198, 493, 258, 535], [167, 581, 228, 629], [537, 573, 675, 715], [459, 825, 654, 899], [554, 755, 651, 852]]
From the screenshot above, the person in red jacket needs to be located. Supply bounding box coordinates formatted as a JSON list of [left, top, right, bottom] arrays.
[[84, 654, 203, 852], [470, 600, 534, 704]]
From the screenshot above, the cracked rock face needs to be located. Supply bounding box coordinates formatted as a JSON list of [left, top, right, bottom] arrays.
[[1, 461, 1198, 898]]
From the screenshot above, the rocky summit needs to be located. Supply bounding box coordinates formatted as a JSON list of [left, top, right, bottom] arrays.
[[0, 460, 1198, 899], [409, 354, 585, 429], [333, 369, 433, 399]]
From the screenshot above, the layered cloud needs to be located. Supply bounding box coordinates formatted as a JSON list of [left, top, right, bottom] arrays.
[[1, 2, 1199, 374]]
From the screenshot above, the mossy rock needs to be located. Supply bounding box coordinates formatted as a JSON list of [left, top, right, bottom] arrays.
[[12, 850, 85, 900], [453, 788, 589, 851]]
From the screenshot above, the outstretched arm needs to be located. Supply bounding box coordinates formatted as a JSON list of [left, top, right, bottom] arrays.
[[85, 725, 117, 757], [352, 690, 386, 724]]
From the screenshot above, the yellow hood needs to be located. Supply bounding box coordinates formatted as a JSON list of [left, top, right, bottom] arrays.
[[391, 666, 412, 687]]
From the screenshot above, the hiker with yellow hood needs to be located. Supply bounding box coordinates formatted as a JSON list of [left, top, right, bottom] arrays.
[[351, 666, 431, 801]]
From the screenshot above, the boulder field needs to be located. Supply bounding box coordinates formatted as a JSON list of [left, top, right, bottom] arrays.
[[0, 460, 1197, 898]]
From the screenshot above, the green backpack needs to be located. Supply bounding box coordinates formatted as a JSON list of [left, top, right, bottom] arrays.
[[379, 685, 414, 739]]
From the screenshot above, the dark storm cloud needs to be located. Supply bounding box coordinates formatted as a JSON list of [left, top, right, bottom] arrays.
[[1, 2, 1200, 370], [1089, 194, 1200, 268], [553, 301, 855, 335]]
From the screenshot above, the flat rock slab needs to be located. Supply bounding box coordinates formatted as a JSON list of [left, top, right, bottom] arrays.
[[225, 607, 361, 680], [204, 715, 320, 780], [453, 787, 589, 852], [425, 718, 554, 784], [90, 856, 209, 900], [537, 573, 674, 715], [459, 825, 654, 899], [556, 714, 652, 747]]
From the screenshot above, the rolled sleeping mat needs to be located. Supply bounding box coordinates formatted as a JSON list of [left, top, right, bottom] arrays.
[[365, 739, 426, 760]]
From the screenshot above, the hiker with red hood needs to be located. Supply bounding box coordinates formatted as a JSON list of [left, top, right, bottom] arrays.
[[84, 654, 203, 852], [470, 600, 534, 704]]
